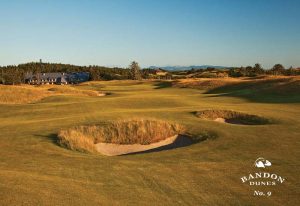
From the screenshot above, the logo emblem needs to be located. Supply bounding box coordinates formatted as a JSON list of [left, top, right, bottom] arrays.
[[254, 157, 271, 168]]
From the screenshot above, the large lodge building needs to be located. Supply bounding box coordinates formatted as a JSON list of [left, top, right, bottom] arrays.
[[25, 72, 90, 85]]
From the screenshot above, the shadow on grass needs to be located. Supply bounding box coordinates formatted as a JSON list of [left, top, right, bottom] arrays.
[[35, 133, 60, 146], [154, 81, 173, 89], [204, 78, 300, 103]]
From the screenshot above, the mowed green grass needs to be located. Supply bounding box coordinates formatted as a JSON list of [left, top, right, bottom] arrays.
[[0, 80, 299, 205]]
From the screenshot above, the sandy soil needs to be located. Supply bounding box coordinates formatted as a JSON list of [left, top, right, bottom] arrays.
[[96, 135, 179, 156], [97, 92, 106, 96], [214, 118, 226, 123]]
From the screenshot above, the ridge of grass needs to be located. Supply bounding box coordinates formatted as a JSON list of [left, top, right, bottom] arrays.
[[0, 84, 103, 104]]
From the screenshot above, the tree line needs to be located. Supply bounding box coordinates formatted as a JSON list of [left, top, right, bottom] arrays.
[[228, 63, 300, 77], [0, 61, 157, 84], [181, 63, 300, 77], [0, 62, 299, 85]]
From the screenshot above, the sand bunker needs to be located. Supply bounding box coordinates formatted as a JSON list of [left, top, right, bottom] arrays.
[[95, 135, 178, 156], [96, 134, 192, 156], [214, 117, 226, 123], [97, 92, 106, 96], [57, 119, 187, 155], [195, 110, 270, 125]]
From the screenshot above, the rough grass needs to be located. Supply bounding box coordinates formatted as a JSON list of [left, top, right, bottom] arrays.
[[57, 119, 184, 153], [195, 109, 271, 125], [0, 84, 103, 104]]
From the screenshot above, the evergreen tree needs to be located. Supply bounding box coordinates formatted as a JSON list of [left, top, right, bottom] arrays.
[[271, 64, 285, 75], [129, 61, 141, 80], [253, 63, 264, 75]]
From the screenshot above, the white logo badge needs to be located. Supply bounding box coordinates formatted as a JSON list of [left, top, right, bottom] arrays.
[[240, 158, 285, 197], [254, 157, 272, 168]]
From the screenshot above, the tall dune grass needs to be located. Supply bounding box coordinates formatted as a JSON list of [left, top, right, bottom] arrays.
[[0, 85, 51, 104], [57, 119, 184, 153], [57, 129, 97, 153]]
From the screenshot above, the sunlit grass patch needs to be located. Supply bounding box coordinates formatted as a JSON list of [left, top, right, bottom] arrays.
[[172, 78, 241, 90]]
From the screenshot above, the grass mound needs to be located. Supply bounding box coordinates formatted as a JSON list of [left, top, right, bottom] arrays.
[[206, 76, 300, 95], [172, 78, 240, 90], [195, 110, 270, 125], [58, 119, 184, 153], [0, 84, 105, 104], [47, 87, 100, 96], [0, 85, 51, 104], [259, 76, 300, 95]]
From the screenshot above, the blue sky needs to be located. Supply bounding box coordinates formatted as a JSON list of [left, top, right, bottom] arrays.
[[0, 0, 299, 68]]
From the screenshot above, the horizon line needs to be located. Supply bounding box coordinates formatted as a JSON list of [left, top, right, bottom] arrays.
[[0, 61, 298, 69]]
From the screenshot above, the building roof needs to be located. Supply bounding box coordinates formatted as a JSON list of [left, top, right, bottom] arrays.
[[25, 73, 68, 80]]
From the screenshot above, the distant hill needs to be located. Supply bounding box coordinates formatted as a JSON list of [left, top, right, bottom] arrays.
[[148, 65, 230, 71]]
